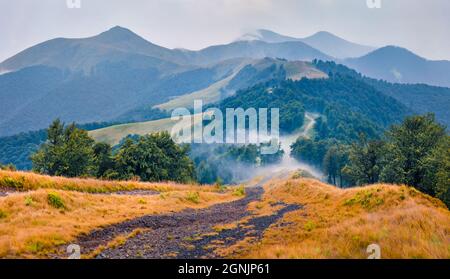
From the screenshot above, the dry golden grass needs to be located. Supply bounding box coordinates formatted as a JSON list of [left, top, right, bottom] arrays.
[[0, 172, 241, 259], [0, 170, 218, 194], [230, 178, 450, 259]]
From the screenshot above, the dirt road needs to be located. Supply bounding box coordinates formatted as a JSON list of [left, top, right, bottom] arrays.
[[62, 178, 300, 259]]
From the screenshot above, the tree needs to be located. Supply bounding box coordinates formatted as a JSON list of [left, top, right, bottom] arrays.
[[380, 114, 446, 195], [113, 132, 195, 183], [422, 136, 449, 206], [342, 114, 449, 207], [93, 142, 114, 178], [342, 134, 384, 185], [291, 138, 330, 167], [31, 120, 97, 177], [323, 145, 348, 187]]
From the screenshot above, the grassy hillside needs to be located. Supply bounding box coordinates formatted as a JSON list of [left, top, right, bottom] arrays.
[[1, 170, 449, 259], [89, 113, 204, 146], [154, 61, 249, 111], [0, 170, 241, 258], [155, 58, 327, 111], [223, 176, 450, 259]]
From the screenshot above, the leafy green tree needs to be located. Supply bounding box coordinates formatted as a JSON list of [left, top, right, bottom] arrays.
[[343, 114, 449, 207], [323, 145, 348, 187], [422, 136, 450, 206], [31, 120, 97, 177], [93, 142, 114, 178], [113, 132, 195, 183], [380, 114, 446, 195], [342, 135, 385, 185]]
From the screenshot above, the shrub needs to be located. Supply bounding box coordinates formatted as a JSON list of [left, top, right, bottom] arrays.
[[47, 193, 66, 209], [25, 196, 34, 206], [304, 220, 316, 232], [26, 241, 45, 253], [0, 164, 16, 171], [186, 192, 200, 204], [0, 176, 25, 190], [138, 199, 147, 204], [233, 186, 246, 197], [0, 209, 7, 219], [215, 178, 227, 192]]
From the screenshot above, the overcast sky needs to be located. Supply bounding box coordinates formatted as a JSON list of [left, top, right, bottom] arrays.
[[1, 0, 449, 62]]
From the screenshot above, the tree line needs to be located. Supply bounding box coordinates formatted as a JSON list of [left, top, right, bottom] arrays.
[[292, 114, 449, 207], [31, 119, 196, 183]]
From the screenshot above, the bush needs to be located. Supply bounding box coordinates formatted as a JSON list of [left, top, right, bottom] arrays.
[[0, 176, 25, 190], [25, 196, 34, 206], [47, 193, 66, 209], [185, 192, 200, 204], [0, 163, 16, 171], [233, 185, 246, 197], [0, 209, 7, 219], [304, 220, 316, 232]]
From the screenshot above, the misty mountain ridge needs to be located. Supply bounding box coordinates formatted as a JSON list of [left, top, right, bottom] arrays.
[[0, 26, 449, 137], [0, 26, 331, 73], [236, 29, 376, 59]]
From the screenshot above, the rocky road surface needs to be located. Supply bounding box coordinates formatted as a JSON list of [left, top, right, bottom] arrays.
[[63, 181, 301, 259]]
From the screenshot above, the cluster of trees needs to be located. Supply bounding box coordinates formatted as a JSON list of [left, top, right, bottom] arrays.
[[0, 110, 169, 171], [314, 59, 450, 128], [344, 114, 449, 205], [293, 114, 449, 207], [26, 118, 284, 185], [31, 119, 195, 183], [0, 121, 120, 170]]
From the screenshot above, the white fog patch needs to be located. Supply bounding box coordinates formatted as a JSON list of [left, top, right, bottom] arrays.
[[391, 68, 403, 82], [251, 112, 325, 181]]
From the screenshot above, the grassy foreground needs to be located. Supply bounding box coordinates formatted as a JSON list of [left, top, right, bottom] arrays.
[[0, 170, 240, 258], [1, 170, 449, 259], [227, 177, 450, 259]]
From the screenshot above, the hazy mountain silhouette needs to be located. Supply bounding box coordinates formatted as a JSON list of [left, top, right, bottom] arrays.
[[237, 29, 375, 58], [344, 46, 450, 87]]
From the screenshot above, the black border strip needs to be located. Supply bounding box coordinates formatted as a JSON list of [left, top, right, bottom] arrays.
[[0, 259, 448, 278]]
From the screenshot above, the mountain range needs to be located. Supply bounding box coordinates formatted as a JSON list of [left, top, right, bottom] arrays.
[[0, 26, 449, 137], [236, 29, 376, 59]]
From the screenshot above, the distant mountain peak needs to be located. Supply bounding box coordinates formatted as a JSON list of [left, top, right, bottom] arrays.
[[361, 45, 425, 61], [372, 45, 416, 55], [109, 25, 130, 32], [94, 25, 143, 42], [235, 29, 298, 43], [311, 31, 335, 37]]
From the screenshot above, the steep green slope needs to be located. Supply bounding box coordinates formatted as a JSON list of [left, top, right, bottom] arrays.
[[155, 58, 327, 111], [316, 60, 450, 127], [219, 75, 410, 139]]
